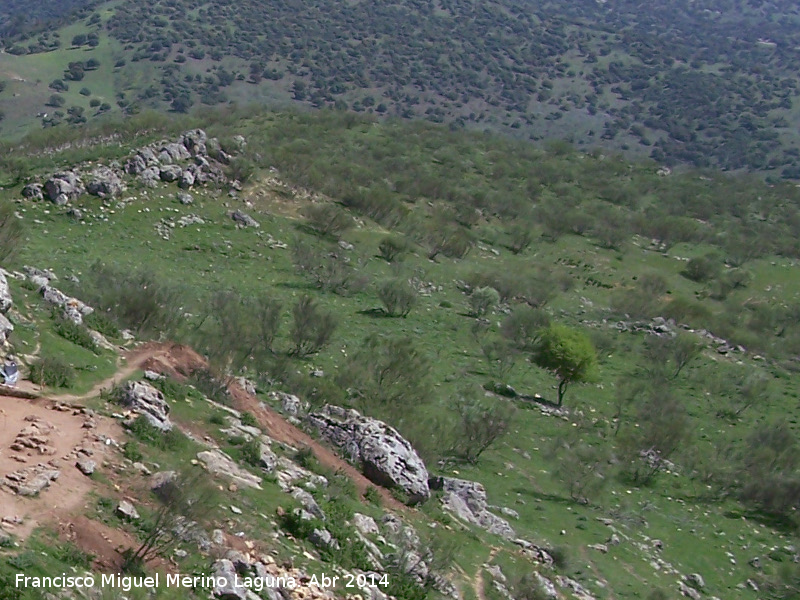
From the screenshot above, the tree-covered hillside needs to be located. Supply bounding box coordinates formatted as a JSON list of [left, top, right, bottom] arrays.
[[2, 0, 800, 174]]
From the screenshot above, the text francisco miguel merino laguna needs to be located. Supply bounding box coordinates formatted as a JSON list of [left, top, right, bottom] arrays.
[[15, 573, 299, 592]]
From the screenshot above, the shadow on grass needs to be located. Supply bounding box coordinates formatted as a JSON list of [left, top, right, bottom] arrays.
[[723, 508, 798, 534], [357, 308, 394, 318]]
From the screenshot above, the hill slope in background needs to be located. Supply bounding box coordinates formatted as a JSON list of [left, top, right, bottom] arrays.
[[1, 110, 800, 598], [2, 0, 800, 175]]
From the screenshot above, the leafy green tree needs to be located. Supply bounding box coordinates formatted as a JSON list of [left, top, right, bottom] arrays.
[[534, 325, 597, 406]]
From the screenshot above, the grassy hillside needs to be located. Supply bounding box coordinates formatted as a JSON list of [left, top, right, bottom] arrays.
[[2, 0, 800, 174], [1, 109, 800, 599]]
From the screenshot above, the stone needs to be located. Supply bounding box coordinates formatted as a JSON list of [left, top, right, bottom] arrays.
[[211, 559, 247, 600], [0, 313, 13, 346], [86, 166, 125, 198], [139, 166, 161, 187], [270, 391, 306, 417], [231, 210, 260, 228], [76, 458, 96, 475], [679, 582, 701, 600], [179, 170, 195, 189], [119, 380, 172, 431], [0, 271, 11, 314], [43, 172, 84, 204], [159, 165, 183, 182], [182, 129, 208, 156], [4, 466, 60, 496], [197, 450, 262, 489], [163, 142, 191, 162], [353, 513, 379, 536], [258, 444, 278, 472], [685, 573, 705, 591], [291, 487, 325, 519], [177, 191, 194, 205], [308, 528, 336, 549], [429, 476, 515, 538], [22, 183, 44, 200], [307, 405, 430, 504], [149, 471, 177, 493], [116, 500, 140, 520]]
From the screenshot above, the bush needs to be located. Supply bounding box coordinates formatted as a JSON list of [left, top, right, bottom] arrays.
[[28, 356, 75, 388], [122, 441, 143, 462], [501, 306, 549, 351], [52, 314, 99, 354], [240, 411, 259, 428], [302, 204, 353, 238], [377, 278, 417, 317], [84, 311, 121, 338], [240, 438, 262, 467], [469, 286, 500, 317], [378, 235, 408, 262], [682, 254, 721, 283], [290, 295, 337, 357]]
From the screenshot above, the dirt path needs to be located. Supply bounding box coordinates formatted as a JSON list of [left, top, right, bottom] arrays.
[[2, 341, 407, 512], [473, 547, 500, 600]]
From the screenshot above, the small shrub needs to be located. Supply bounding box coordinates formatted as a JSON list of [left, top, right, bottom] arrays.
[[378, 236, 408, 262], [240, 438, 262, 467], [469, 286, 500, 317], [121, 441, 143, 462], [28, 356, 75, 388], [363, 486, 382, 505], [682, 254, 721, 283], [302, 204, 353, 238], [240, 411, 259, 428], [377, 278, 417, 317], [84, 311, 121, 338], [290, 295, 337, 357]]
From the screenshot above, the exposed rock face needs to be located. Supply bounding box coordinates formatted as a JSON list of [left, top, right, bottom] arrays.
[[119, 380, 172, 431], [159, 165, 183, 182], [270, 391, 307, 417], [307, 405, 430, 504], [196, 450, 262, 489], [11, 418, 56, 455], [0, 313, 12, 346], [40, 285, 93, 325], [0, 270, 14, 314], [231, 210, 260, 228], [211, 559, 247, 600], [43, 172, 84, 205], [86, 166, 125, 198], [430, 476, 515, 539], [149, 470, 177, 494]]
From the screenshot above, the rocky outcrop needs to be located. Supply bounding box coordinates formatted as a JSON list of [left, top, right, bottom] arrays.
[[75, 457, 96, 475], [270, 391, 307, 417], [119, 380, 172, 431], [116, 500, 140, 520], [40, 285, 93, 325], [430, 476, 515, 539], [231, 210, 260, 228], [86, 166, 125, 198], [307, 405, 430, 504], [43, 171, 84, 205], [0, 313, 12, 346], [0, 270, 13, 314], [196, 450, 262, 490]]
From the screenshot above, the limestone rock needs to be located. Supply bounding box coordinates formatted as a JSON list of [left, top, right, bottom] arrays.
[[0, 271, 13, 314], [4, 465, 60, 496], [430, 476, 514, 538], [43, 172, 84, 204], [197, 450, 262, 490], [159, 165, 183, 182], [307, 405, 429, 504], [86, 166, 125, 198], [231, 210, 260, 228], [116, 500, 140, 520], [211, 559, 247, 600], [119, 380, 172, 431], [76, 458, 96, 475], [21, 183, 43, 200]]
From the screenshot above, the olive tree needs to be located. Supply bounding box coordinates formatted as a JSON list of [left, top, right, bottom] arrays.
[[533, 324, 597, 406]]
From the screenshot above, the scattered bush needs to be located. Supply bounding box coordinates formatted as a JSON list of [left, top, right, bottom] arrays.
[[28, 356, 75, 388], [52, 314, 99, 354], [302, 204, 354, 238], [290, 295, 337, 357], [469, 286, 500, 317], [378, 235, 409, 262], [377, 278, 417, 317]]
